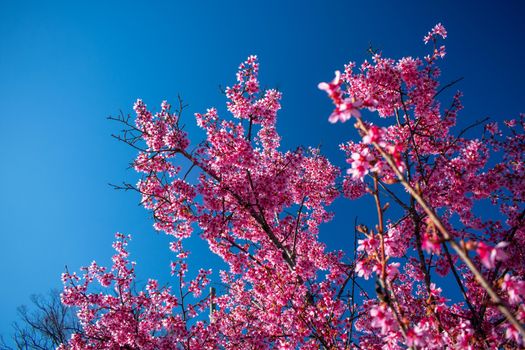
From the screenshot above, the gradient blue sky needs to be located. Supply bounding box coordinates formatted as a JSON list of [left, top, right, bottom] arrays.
[[1, 0, 524, 341]]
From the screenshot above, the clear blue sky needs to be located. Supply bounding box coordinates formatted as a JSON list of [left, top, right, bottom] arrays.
[[1, 0, 524, 340]]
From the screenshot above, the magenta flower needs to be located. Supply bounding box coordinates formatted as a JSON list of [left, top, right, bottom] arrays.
[[476, 241, 508, 269], [362, 125, 386, 146], [423, 23, 447, 44], [317, 70, 342, 102], [347, 147, 374, 180], [328, 98, 363, 123], [319, 70, 364, 123], [502, 274, 525, 305]]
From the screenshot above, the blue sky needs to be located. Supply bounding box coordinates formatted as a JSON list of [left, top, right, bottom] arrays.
[[0, 0, 524, 341]]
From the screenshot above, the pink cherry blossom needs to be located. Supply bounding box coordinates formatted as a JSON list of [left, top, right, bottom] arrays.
[[59, 23, 525, 349], [502, 274, 525, 305], [319, 70, 364, 123], [347, 147, 374, 180], [423, 23, 447, 44], [476, 241, 508, 269], [362, 125, 386, 146]]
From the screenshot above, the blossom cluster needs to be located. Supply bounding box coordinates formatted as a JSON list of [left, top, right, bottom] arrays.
[[318, 23, 525, 348]]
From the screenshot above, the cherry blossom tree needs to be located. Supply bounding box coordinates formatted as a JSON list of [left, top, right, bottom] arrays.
[[59, 24, 525, 349]]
